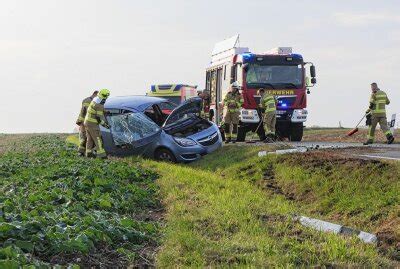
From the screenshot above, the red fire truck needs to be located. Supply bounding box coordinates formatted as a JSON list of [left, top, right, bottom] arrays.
[[205, 35, 317, 141]]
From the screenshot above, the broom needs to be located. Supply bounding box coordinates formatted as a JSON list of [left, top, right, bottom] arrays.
[[347, 113, 367, 136], [247, 118, 264, 143]]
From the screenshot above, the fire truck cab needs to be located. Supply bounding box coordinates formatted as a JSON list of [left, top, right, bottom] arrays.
[[205, 35, 316, 141]]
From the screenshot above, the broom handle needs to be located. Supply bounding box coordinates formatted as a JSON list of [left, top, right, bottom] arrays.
[[355, 114, 367, 128]]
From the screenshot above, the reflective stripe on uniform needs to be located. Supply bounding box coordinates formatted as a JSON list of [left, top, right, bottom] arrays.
[[85, 102, 101, 124], [370, 91, 388, 115], [261, 94, 276, 113]]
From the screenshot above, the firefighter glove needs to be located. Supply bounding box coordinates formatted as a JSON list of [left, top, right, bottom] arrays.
[[366, 114, 372, 126]]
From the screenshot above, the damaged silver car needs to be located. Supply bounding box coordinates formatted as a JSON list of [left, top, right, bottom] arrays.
[[101, 96, 222, 162]]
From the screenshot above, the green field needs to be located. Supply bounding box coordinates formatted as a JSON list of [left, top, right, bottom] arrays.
[[0, 134, 160, 268], [1, 134, 399, 267]]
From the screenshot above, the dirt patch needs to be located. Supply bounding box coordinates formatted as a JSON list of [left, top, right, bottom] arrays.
[[376, 217, 400, 261], [239, 164, 257, 177], [257, 213, 287, 223], [257, 163, 295, 201], [302, 128, 397, 144], [280, 150, 390, 171]]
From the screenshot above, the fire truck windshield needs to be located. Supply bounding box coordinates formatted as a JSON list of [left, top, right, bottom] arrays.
[[245, 64, 303, 89]]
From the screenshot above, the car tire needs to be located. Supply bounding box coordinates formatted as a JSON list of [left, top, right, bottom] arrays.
[[236, 126, 246, 142], [289, 123, 303, 141], [154, 148, 177, 163]]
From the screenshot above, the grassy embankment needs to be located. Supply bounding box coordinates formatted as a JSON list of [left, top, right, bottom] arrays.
[[2, 134, 398, 267], [0, 134, 160, 268], [148, 144, 399, 267]]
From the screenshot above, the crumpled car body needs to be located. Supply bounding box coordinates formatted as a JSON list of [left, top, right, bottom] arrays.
[[101, 96, 222, 162]]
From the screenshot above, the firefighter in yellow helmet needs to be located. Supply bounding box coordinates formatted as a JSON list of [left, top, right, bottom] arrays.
[[258, 88, 277, 142], [364, 82, 394, 145], [76, 90, 98, 156], [223, 82, 244, 143], [84, 89, 110, 158]]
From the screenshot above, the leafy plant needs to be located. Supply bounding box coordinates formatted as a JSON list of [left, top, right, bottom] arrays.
[[0, 135, 160, 267]]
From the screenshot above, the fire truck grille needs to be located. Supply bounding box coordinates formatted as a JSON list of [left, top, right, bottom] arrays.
[[277, 96, 297, 108], [198, 132, 219, 146]]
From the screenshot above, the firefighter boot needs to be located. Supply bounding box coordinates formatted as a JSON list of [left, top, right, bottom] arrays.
[[363, 139, 373, 145], [387, 134, 395, 144], [264, 133, 275, 143], [86, 152, 96, 158]]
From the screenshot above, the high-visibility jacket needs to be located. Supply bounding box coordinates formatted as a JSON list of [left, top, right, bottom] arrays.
[[224, 92, 244, 113], [369, 90, 390, 117], [260, 93, 276, 113], [76, 96, 93, 125], [84, 97, 107, 127]]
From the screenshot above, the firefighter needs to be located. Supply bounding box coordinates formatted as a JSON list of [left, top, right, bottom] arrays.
[[198, 89, 213, 120], [84, 89, 111, 158], [76, 90, 98, 156], [364, 82, 394, 145], [223, 82, 244, 143], [258, 88, 277, 142]]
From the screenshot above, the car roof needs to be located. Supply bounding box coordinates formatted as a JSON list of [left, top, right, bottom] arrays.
[[105, 95, 169, 112]]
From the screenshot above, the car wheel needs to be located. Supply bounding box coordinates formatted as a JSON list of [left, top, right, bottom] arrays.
[[154, 148, 177, 163]]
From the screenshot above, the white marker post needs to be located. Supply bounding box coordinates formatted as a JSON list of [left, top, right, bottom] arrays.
[[389, 114, 396, 135]]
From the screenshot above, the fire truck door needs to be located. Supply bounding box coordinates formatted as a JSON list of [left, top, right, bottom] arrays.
[[216, 68, 223, 123]]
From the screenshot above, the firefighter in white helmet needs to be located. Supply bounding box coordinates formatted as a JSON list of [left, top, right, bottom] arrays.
[[222, 82, 244, 143]]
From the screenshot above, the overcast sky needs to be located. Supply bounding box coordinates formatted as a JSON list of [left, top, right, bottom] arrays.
[[1, 0, 399, 133]]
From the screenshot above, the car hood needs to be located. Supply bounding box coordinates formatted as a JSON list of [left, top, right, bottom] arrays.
[[163, 97, 202, 127]]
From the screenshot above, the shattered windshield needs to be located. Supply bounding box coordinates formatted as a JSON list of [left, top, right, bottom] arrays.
[[108, 113, 161, 146], [246, 64, 303, 88]]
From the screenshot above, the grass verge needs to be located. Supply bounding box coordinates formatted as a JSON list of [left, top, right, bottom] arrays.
[[142, 145, 396, 267]]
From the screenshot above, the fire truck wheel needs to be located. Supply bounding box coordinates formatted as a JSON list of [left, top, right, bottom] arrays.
[[236, 126, 246, 142], [289, 123, 303, 141]]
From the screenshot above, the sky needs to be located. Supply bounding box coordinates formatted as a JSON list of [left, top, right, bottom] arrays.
[[1, 0, 400, 133]]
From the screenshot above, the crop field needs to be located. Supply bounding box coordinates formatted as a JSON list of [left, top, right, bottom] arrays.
[[1, 134, 399, 267], [0, 134, 160, 267]]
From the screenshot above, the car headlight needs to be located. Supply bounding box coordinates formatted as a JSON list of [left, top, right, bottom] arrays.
[[173, 137, 197, 147]]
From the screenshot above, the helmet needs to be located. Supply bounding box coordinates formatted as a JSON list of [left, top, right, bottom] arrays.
[[98, 89, 110, 99], [231, 81, 240, 89]]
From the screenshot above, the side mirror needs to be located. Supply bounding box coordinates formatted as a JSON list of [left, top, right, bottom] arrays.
[[310, 65, 316, 78], [243, 63, 249, 72]]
